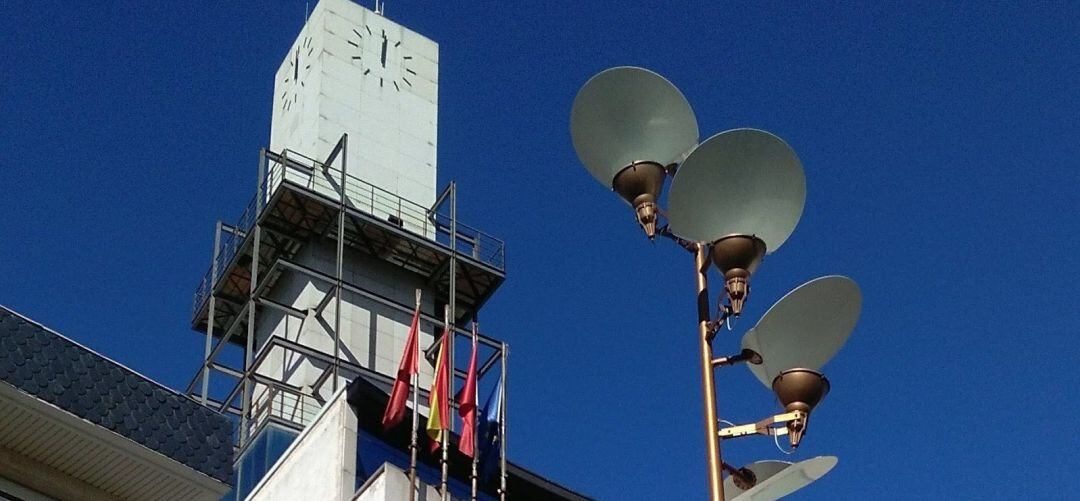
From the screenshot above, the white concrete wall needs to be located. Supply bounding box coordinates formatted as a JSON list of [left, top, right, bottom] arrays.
[[247, 388, 357, 501], [270, 0, 439, 210], [254, 0, 444, 434], [251, 239, 440, 426], [354, 463, 441, 501]]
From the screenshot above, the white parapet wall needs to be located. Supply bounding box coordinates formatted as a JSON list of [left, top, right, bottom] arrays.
[[245, 387, 444, 501], [247, 387, 358, 501], [354, 463, 441, 501]]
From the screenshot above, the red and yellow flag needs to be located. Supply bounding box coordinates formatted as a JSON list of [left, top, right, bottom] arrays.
[[426, 327, 451, 450]]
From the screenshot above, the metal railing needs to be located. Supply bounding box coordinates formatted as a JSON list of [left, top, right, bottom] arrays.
[[248, 384, 324, 435], [191, 148, 506, 319]]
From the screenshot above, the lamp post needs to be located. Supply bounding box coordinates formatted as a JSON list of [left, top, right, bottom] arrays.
[[570, 67, 861, 501]]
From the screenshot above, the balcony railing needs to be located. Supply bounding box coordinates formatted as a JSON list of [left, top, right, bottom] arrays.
[[191, 148, 506, 319]]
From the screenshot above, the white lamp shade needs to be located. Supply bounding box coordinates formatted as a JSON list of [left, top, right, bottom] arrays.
[[741, 276, 862, 388], [724, 456, 838, 501], [667, 128, 805, 251], [570, 66, 699, 187]]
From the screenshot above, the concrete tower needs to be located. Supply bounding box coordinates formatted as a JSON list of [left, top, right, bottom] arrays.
[[186, 1, 506, 497], [269, 0, 439, 208]]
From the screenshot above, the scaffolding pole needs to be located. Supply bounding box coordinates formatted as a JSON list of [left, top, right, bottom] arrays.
[[240, 152, 266, 446], [499, 342, 507, 501], [201, 220, 222, 405], [333, 134, 347, 393]]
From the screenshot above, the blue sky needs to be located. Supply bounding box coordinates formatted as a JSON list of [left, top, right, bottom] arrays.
[[2, 1, 1078, 499]]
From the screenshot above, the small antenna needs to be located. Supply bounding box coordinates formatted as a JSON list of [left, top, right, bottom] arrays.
[[305, 1, 310, 21], [374, 0, 384, 15]]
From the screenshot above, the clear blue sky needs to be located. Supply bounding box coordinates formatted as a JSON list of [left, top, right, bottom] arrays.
[[2, 1, 1078, 499]]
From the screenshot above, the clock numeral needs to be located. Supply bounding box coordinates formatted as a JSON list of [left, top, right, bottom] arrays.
[[405, 68, 417, 75], [402, 77, 412, 87], [403, 56, 412, 60], [363, 69, 371, 75], [394, 41, 401, 47], [348, 40, 358, 47], [393, 81, 400, 92], [352, 29, 363, 38]]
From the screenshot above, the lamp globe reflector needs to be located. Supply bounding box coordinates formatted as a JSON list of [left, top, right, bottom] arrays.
[[667, 128, 806, 251], [570, 66, 699, 237], [667, 128, 807, 314], [723, 456, 838, 501], [740, 275, 862, 388]]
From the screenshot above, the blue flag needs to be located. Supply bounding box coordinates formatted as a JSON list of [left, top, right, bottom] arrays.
[[478, 376, 502, 481]]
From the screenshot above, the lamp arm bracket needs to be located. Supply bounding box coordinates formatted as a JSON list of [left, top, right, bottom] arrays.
[[717, 410, 806, 441], [656, 225, 698, 253]]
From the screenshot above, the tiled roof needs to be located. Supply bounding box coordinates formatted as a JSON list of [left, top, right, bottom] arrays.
[[0, 306, 233, 484]]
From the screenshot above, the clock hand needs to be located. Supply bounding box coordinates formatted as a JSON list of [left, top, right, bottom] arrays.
[[380, 37, 388, 68]]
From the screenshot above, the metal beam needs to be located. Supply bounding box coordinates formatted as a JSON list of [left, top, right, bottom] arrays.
[[273, 257, 504, 350]]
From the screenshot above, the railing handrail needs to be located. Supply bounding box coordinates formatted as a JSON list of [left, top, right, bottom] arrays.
[[191, 147, 506, 319]]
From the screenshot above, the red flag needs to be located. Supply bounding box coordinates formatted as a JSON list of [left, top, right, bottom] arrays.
[[381, 306, 420, 429], [458, 333, 479, 457]]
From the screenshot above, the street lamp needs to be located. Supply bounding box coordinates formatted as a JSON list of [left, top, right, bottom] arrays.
[[569, 66, 861, 501], [570, 66, 699, 238]]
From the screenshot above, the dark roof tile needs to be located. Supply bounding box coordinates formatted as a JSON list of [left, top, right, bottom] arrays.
[[0, 307, 233, 484]]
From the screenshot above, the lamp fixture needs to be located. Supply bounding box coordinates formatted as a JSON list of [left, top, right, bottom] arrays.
[[570, 66, 698, 238], [569, 66, 859, 501]]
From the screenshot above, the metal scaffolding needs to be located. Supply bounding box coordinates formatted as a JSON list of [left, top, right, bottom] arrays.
[[185, 134, 508, 452]]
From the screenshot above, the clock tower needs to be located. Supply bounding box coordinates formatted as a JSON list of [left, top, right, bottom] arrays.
[[187, 1, 511, 497], [270, 0, 439, 208]]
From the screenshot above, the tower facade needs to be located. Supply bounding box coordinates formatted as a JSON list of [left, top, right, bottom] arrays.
[[270, 0, 439, 209], [186, 1, 506, 497]]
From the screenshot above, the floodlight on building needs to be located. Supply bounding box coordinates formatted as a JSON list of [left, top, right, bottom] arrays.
[[569, 67, 859, 501]]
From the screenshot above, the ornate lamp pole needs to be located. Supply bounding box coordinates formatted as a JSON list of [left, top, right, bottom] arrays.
[[569, 67, 862, 501]]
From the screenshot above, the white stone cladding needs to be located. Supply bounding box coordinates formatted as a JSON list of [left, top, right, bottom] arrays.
[[247, 389, 357, 501], [269, 0, 439, 209], [248, 389, 444, 501], [252, 0, 444, 427], [252, 239, 440, 419], [355, 463, 442, 501]]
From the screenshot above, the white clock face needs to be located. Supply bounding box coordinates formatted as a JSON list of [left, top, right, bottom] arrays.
[[281, 36, 313, 111], [347, 24, 415, 92]]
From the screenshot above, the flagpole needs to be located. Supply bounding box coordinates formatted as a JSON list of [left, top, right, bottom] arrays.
[[441, 305, 451, 501], [441, 181, 458, 500], [499, 342, 507, 501], [470, 322, 479, 501], [408, 289, 421, 501]]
